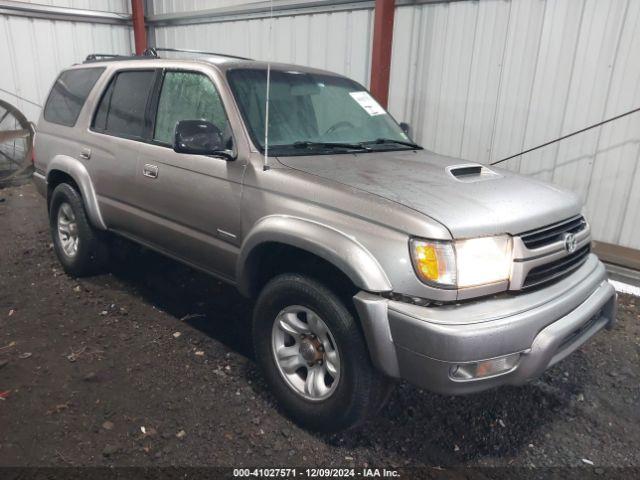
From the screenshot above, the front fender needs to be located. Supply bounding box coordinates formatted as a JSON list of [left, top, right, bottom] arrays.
[[237, 215, 392, 296], [47, 155, 106, 230]]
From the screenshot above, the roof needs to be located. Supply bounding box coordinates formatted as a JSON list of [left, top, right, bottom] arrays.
[[79, 49, 347, 78]]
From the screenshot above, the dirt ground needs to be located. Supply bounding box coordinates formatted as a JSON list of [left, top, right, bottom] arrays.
[[0, 182, 639, 470]]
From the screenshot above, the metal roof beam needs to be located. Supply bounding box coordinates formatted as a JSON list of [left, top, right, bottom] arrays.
[[146, 0, 465, 26], [147, 0, 374, 26], [0, 0, 131, 25]]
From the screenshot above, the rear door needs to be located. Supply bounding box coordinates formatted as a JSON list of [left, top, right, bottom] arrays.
[[134, 68, 244, 281], [86, 68, 159, 234]]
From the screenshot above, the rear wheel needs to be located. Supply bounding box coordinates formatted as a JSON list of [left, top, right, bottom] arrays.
[[49, 183, 108, 276], [253, 273, 392, 432]]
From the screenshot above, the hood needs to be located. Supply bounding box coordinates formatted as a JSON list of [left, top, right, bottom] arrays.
[[276, 149, 582, 238]]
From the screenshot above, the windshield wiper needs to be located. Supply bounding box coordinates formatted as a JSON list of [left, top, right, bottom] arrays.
[[362, 138, 422, 149], [293, 141, 370, 151]]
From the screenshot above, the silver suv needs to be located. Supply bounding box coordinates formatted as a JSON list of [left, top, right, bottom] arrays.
[[33, 52, 617, 432]]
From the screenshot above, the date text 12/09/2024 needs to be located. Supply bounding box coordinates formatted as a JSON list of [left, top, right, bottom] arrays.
[[233, 468, 401, 478]]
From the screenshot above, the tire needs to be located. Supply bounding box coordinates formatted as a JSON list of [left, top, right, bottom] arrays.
[[49, 183, 108, 277], [253, 273, 392, 432]]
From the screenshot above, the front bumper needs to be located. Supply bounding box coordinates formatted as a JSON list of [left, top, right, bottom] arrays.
[[353, 254, 617, 395]]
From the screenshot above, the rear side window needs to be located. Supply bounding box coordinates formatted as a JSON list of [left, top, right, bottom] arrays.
[[92, 70, 156, 139], [43, 68, 105, 127]]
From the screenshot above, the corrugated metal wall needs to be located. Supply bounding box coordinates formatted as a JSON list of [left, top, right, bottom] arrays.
[[154, 8, 374, 87], [0, 1, 133, 123], [389, 0, 640, 250], [152, 0, 640, 250]]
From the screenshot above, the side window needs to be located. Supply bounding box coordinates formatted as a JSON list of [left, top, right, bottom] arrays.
[[92, 70, 156, 139], [153, 71, 231, 147], [92, 78, 115, 132], [43, 68, 105, 127]]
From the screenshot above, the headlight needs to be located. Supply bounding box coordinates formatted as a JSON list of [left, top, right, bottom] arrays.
[[410, 236, 512, 288], [455, 236, 512, 287]]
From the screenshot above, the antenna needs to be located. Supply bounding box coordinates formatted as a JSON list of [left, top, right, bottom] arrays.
[[263, 0, 274, 171]]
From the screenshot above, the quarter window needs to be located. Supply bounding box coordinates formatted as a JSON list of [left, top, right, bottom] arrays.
[[43, 68, 105, 127], [153, 71, 231, 147], [93, 70, 156, 139]]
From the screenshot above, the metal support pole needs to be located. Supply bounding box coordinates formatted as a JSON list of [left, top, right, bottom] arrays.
[[131, 0, 147, 55], [369, 0, 395, 108]]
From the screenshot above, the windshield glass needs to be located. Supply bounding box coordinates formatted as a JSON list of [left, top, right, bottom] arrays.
[[227, 68, 419, 155]]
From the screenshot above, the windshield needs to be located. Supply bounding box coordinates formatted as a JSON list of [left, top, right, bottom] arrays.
[[227, 68, 419, 156]]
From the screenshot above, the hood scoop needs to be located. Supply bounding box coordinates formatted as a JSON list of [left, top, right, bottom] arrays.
[[447, 164, 501, 183]]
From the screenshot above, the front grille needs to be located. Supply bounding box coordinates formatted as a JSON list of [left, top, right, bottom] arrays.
[[523, 245, 590, 289], [521, 216, 587, 249]]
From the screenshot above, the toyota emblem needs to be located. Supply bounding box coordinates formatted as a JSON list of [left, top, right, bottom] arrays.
[[564, 233, 577, 253]]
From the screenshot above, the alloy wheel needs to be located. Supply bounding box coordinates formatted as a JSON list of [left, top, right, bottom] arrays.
[[271, 305, 341, 401], [57, 202, 79, 258]]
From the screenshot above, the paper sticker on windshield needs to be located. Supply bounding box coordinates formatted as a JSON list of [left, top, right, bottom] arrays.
[[349, 91, 386, 116]]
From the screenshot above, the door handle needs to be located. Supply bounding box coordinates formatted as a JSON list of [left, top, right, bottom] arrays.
[[142, 164, 159, 179], [79, 148, 91, 160]]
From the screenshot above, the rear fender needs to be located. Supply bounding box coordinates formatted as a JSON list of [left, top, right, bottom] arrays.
[[47, 155, 106, 230]]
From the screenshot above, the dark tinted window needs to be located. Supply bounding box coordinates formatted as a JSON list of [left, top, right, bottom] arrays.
[[92, 79, 114, 132], [44, 68, 104, 127], [92, 70, 156, 139]]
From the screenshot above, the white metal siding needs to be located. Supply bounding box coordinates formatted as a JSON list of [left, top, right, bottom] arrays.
[[0, 9, 132, 122], [154, 9, 374, 86], [389, 0, 640, 249]]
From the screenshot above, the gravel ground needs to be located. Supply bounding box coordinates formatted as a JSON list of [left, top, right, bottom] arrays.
[[0, 183, 639, 469]]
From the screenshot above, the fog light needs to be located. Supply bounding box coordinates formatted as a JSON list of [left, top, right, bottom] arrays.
[[450, 353, 520, 380]]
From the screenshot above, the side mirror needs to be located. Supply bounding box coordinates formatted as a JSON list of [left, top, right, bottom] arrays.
[[399, 122, 411, 137], [174, 120, 234, 160]]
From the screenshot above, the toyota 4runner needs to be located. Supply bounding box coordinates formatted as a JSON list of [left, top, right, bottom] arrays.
[[33, 51, 617, 432]]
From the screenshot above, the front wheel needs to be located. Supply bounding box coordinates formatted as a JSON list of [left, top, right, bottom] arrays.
[[253, 273, 392, 432]]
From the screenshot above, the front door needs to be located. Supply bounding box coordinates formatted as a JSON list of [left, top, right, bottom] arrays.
[[133, 69, 244, 281]]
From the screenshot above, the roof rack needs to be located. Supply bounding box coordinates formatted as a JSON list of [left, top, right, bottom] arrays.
[[82, 48, 252, 64], [83, 53, 153, 63], [143, 47, 252, 61]]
